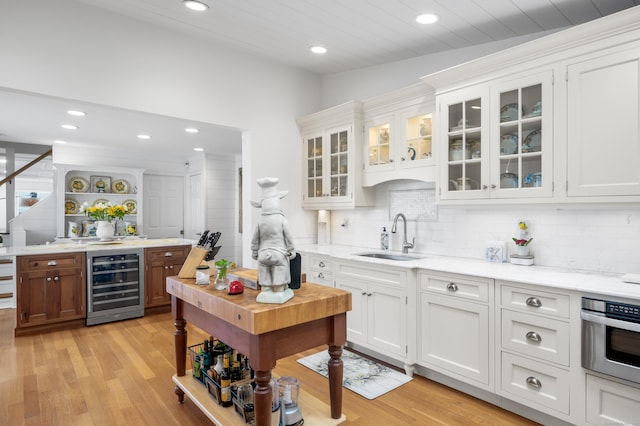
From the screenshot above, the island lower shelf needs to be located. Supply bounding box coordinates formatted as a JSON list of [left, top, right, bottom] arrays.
[[173, 370, 346, 426]]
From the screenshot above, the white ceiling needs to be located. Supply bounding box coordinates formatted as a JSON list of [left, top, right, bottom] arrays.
[[1, 0, 638, 163]]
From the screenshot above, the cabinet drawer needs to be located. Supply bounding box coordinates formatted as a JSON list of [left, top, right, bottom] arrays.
[[307, 270, 333, 287], [419, 271, 490, 303], [20, 253, 83, 271], [501, 309, 570, 366], [309, 256, 332, 271], [146, 246, 190, 262], [500, 351, 570, 414], [586, 374, 640, 426], [500, 283, 570, 318]]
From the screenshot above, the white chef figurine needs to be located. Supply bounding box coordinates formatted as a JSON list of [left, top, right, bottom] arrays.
[[250, 177, 296, 304]]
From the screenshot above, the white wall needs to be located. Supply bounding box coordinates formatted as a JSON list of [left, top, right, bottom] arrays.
[[321, 32, 557, 108], [328, 181, 640, 275], [0, 0, 323, 265]]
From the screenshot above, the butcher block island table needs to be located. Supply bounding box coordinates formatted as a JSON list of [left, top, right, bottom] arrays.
[[166, 273, 351, 426]]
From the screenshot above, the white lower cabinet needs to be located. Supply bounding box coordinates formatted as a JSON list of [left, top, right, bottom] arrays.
[[497, 281, 576, 420], [335, 260, 412, 363], [303, 253, 333, 287], [586, 374, 640, 425], [418, 271, 493, 390]]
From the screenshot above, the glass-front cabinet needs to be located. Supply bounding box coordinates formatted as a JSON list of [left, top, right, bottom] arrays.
[[439, 70, 553, 201], [403, 112, 433, 168], [366, 119, 392, 170], [299, 101, 374, 209], [304, 125, 350, 203]]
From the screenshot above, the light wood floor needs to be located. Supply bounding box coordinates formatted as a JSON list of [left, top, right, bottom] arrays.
[[0, 309, 539, 425]]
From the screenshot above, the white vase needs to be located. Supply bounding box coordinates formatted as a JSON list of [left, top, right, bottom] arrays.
[[96, 221, 115, 240], [516, 245, 530, 256]]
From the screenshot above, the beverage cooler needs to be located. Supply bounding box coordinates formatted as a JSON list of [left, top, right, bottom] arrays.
[[86, 248, 144, 326]]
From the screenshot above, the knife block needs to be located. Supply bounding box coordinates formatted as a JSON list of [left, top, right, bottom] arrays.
[[178, 246, 209, 278]]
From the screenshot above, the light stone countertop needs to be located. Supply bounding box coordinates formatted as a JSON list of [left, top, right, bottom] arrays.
[[0, 237, 195, 257], [297, 244, 640, 302]]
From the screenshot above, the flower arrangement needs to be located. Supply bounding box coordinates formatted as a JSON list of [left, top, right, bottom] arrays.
[[81, 202, 128, 222], [512, 221, 533, 246]]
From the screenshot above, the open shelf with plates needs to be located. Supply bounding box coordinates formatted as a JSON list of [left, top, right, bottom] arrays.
[[56, 165, 144, 239]]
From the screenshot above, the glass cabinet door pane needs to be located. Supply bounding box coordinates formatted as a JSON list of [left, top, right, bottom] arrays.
[[447, 98, 482, 192], [368, 124, 390, 166]]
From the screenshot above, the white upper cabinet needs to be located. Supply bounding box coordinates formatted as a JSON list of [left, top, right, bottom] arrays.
[[438, 70, 553, 202], [566, 45, 640, 198], [298, 101, 374, 210], [361, 84, 436, 186]]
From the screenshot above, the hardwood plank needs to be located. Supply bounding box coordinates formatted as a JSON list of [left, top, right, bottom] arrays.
[[0, 308, 539, 425]]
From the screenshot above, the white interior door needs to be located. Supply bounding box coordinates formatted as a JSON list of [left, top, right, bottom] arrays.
[[186, 172, 203, 240], [143, 174, 184, 238]]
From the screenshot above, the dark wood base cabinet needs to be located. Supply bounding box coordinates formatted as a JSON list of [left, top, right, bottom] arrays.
[[144, 245, 189, 308], [16, 252, 86, 335]]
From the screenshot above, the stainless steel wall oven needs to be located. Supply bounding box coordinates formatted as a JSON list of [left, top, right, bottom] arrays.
[[581, 296, 640, 384], [86, 248, 144, 326]]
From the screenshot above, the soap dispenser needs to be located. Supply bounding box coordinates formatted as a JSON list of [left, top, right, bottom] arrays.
[[380, 227, 389, 251]]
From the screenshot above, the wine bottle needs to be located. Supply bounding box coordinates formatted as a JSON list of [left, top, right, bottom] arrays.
[[220, 352, 233, 407], [202, 340, 211, 379]]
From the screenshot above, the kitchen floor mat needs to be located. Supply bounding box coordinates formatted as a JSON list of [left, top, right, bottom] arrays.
[[296, 349, 412, 400]]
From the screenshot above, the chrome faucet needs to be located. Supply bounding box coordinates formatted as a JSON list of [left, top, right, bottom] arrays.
[[391, 213, 415, 254]]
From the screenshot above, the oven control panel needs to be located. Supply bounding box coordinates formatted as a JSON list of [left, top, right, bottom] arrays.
[[606, 301, 640, 320]]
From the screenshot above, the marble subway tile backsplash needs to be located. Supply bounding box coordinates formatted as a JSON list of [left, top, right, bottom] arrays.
[[328, 181, 640, 274]]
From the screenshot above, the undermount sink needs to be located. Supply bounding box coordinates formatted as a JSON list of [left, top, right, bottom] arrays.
[[355, 252, 426, 261]]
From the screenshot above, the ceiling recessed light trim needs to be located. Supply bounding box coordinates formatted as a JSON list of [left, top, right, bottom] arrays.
[[185, 127, 199, 133], [67, 110, 86, 116], [416, 13, 439, 24], [183, 0, 208, 11], [61, 124, 78, 130], [310, 46, 327, 54], [193, 147, 204, 152], [137, 134, 151, 140]]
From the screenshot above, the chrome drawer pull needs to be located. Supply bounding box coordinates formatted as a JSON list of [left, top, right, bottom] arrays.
[[526, 297, 542, 308], [53, 276, 59, 281], [446, 282, 458, 292], [318, 261, 325, 268], [526, 331, 542, 343], [361, 291, 367, 296], [47, 260, 57, 266], [164, 252, 173, 257], [46, 277, 52, 282], [526, 376, 542, 389], [318, 272, 324, 279]]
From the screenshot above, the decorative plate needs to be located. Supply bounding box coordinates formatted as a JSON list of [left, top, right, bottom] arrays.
[[93, 198, 109, 206], [500, 103, 520, 122], [111, 179, 129, 194], [65, 198, 79, 214], [523, 129, 542, 152], [123, 199, 137, 214], [68, 176, 89, 193], [500, 134, 518, 155]]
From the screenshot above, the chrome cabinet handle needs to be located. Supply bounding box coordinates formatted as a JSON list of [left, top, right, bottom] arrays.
[[361, 291, 367, 296], [318, 261, 325, 268], [164, 252, 173, 257], [526, 331, 541, 343], [526, 297, 542, 308], [164, 266, 169, 270], [318, 272, 325, 279], [482, 185, 488, 189], [526, 376, 542, 389], [169, 265, 173, 269], [446, 282, 458, 292], [53, 276, 59, 281], [367, 292, 372, 296], [46, 277, 52, 282], [400, 157, 406, 161], [47, 260, 57, 266], [491, 184, 496, 189]]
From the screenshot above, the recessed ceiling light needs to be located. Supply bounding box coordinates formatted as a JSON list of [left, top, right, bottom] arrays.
[[185, 127, 199, 133], [61, 124, 78, 130], [67, 110, 86, 116], [193, 147, 204, 152], [183, 0, 208, 11], [310, 46, 327, 54], [54, 140, 67, 144], [137, 134, 151, 140], [416, 13, 439, 24]]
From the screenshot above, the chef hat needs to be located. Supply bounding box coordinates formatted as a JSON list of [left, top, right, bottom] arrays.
[[250, 177, 288, 208]]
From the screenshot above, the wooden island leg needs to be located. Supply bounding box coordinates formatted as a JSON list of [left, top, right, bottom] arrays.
[[253, 369, 272, 426], [328, 345, 343, 419], [173, 297, 187, 403]]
